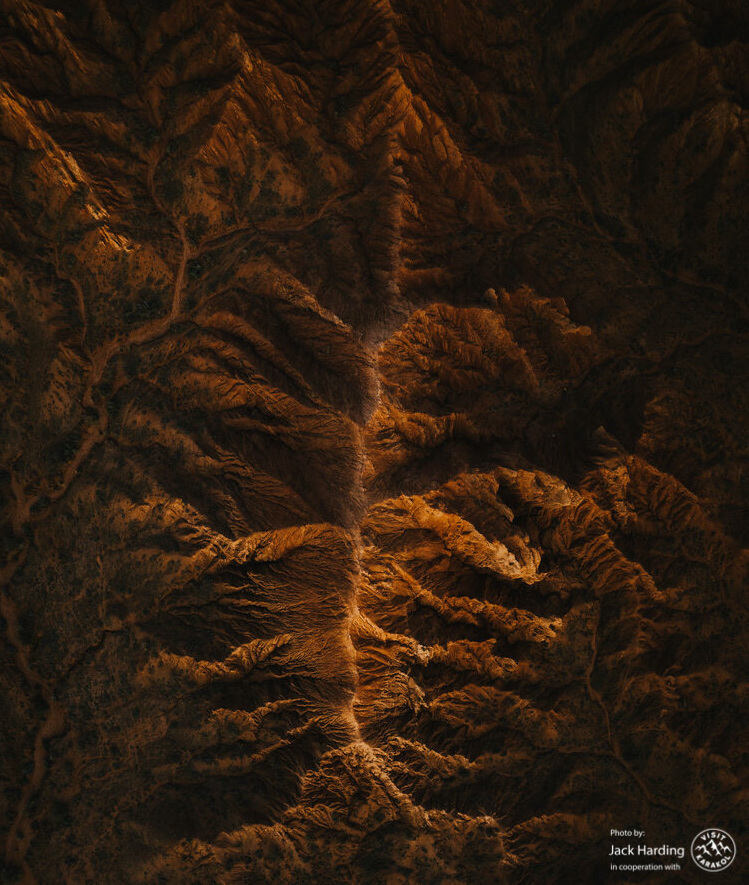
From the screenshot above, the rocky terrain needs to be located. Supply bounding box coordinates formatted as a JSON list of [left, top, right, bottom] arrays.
[[0, 1, 747, 883]]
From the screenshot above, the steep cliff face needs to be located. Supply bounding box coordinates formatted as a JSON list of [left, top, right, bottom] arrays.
[[0, 1, 746, 883]]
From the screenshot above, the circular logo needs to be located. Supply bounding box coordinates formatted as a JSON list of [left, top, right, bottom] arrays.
[[691, 829, 736, 872]]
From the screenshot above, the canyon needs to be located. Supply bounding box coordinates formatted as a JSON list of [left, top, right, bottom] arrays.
[[0, 1, 747, 882]]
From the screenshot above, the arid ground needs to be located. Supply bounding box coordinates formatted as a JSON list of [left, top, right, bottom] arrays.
[[0, 1, 747, 882]]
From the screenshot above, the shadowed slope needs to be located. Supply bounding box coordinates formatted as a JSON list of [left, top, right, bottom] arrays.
[[0, 1, 746, 883]]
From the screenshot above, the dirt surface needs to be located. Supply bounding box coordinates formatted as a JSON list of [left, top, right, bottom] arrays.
[[0, 1, 747, 883]]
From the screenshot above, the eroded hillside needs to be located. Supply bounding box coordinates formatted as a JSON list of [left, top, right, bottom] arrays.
[[0, 1, 747, 883]]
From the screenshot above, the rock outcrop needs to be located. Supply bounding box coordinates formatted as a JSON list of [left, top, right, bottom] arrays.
[[0, 1, 746, 883]]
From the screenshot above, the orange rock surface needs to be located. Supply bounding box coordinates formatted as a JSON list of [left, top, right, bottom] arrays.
[[0, 1, 746, 883]]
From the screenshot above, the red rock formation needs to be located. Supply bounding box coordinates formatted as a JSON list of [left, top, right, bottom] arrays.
[[0, 1, 746, 883]]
